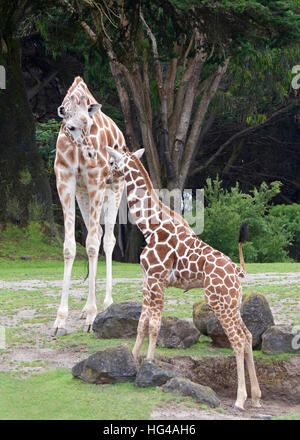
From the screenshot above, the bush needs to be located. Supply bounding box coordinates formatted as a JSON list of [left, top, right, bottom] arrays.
[[198, 178, 294, 263], [36, 118, 60, 177], [269, 204, 300, 261]]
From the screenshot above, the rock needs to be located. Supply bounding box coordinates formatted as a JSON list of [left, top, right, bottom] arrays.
[[192, 301, 212, 335], [161, 377, 220, 408], [71, 344, 137, 384], [21, 255, 31, 261], [207, 314, 231, 348], [241, 292, 274, 349], [92, 300, 142, 339], [157, 316, 200, 349], [135, 360, 180, 388], [206, 292, 274, 349], [261, 325, 300, 354]]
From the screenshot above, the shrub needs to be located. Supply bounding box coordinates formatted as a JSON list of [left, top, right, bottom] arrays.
[[198, 178, 294, 263], [269, 204, 300, 261], [36, 118, 60, 177]]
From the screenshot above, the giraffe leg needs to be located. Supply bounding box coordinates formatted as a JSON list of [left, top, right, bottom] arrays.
[[145, 278, 164, 361], [132, 299, 150, 362], [52, 181, 76, 336], [214, 310, 247, 410], [81, 224, 103, 323], [76, 193, 103, 320], [103, 224, 116, 310], [240, 320, 262, 407], [83, 188, 105, 332], [102, 180, 124, 310]]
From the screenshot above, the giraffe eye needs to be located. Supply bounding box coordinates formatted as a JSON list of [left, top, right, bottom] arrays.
[[67, 125, 75, 131]]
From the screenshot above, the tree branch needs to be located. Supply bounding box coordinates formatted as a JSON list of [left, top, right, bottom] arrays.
[[140, 10, 175, 178], [27, 70, 58, 101], [191, 103, 296, 176], [180, 57, 230, 186]]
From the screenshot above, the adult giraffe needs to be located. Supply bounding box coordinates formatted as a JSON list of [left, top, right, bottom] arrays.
[[52, 76, 126, 336], [106, 146, 261, 411]]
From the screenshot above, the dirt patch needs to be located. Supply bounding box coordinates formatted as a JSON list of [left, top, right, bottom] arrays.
[[159, 354, 300, 404], [151, 353, 300, 420], [151, 399, 300, 420], [243, 272, 300, 286]]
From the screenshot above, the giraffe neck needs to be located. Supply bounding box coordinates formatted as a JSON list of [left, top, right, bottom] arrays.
[[124, 157, 173, 240]]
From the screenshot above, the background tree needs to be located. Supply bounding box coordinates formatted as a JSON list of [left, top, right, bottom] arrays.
[[60, 0, 300, 193], [0, 0, 54, 225]]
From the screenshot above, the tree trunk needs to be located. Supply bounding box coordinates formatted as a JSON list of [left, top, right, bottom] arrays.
[[124, 224, 145, 264], [0, 37, 53, 225]]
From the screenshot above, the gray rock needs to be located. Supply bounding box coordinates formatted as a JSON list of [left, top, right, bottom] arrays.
[[241, 292, 274, 349], [192, 301, 212, 335], [161, 377, 220, 407], [71, 344, 137, 384], [92, 300, 142, 338], [21, 255, 31, 261], [207, 314, 231, 348], [157, 316, 200, 349], [206, 292, 274, 349], [135, 360, 180, 388], [262, 325, 300, 354]]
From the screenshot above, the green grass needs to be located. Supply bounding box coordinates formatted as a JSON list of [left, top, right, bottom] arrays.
[[0, 221, 87, 261], [0, 369, 180, 420], [273, 413, 300, 420], [0, 231, 299, 420], [244, 262, 300, 273], [0, 260, 142, 280], [54, 333, 234, 358]]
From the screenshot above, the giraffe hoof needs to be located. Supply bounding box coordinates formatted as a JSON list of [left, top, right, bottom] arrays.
[[51, 327, 67, 337], [233, 404, 245, 411], [251, 400, 262, 408]]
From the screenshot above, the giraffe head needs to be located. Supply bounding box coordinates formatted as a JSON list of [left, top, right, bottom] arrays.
[[58, 93, 101, 164], [106, 147, 145, 177]]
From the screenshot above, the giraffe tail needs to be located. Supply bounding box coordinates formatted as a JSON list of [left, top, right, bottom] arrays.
[[237, 222, 248, 278]]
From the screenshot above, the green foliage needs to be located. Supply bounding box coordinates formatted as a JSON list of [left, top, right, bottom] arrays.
[[199, 178, 294, 262], [269, 204, 300, 261], [36, 118, 60, 177], [215, 45, 300, 127]]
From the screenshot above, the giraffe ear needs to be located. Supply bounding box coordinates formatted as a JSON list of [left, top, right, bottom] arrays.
[[88, 103, 102, 115], [57, 105, 66, 118], [106, 146, 123, 162], [133, 148, 145, 159]]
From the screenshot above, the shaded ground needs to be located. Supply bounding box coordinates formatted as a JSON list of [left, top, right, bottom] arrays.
[[0, 270, 299, 420]]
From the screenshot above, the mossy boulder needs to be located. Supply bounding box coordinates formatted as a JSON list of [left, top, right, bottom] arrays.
[[161, 377, 220, 408], [205, 292, 274, 349], [72, 344, 137, 384], [241, 292, 274, 349], [262, 325, 300, 354], [157, 316, 200, 349], [92, 300, 142, 339], [192, 301, 212, 335], [135, 360, 180, 388]]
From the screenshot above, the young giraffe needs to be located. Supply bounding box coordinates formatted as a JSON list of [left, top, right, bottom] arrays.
[[52, 77, 127, 336], [106, 146, 261, 411]]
